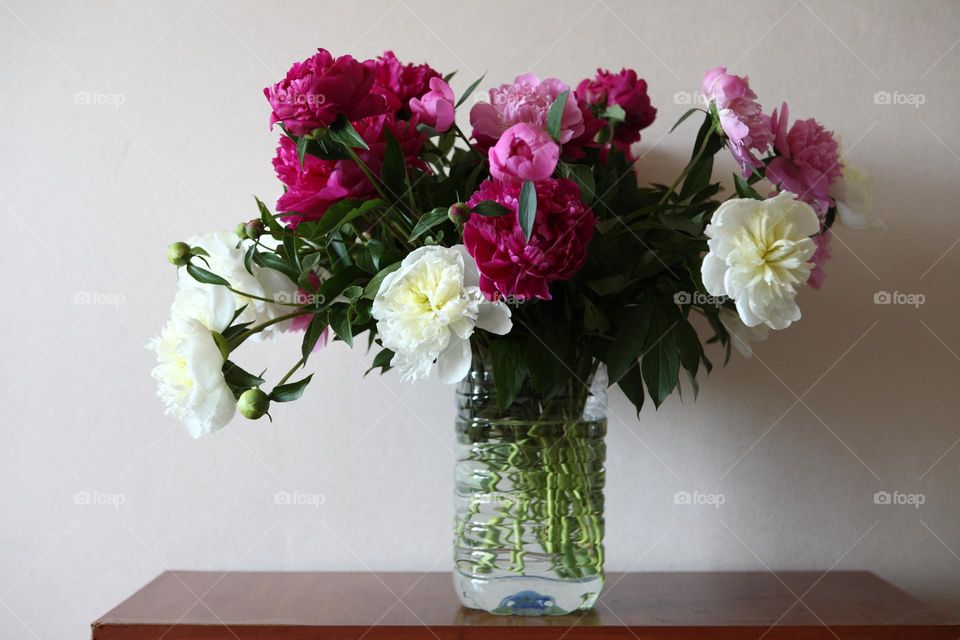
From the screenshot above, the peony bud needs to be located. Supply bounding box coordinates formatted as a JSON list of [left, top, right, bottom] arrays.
[[238, 388, 270, 420], [448, 203, 471, 225], [234, 223, 247, 239], [244, 220, 265, 240], [166, 242, 192, 266]]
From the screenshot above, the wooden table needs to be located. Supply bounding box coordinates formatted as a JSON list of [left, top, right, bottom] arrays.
[[91, 571, 959, 639]]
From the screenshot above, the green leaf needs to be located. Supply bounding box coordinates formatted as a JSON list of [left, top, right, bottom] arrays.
[[518, 180, 537, 242], [733, 173, 762, 199], [561, 163, 596, 203], [255, 196, 284, 238], [243, 243, 256, 275], [455, 72, 486, 108], [607, 299, 654, 384], [641, 308, 680, 408], [546, 89, 569, 141], [328, 307, 354, 348], [669, 107, 706, 133], [301, 314, 328, 361], [489, 339, 528, 411], [381, 130, 407, 194], [674, 319, 702, 378], [362, 262, 401, 300], [409, 207, 449, 241], [222, 361, 265, 388], [315, 266, 365, 306], [603, 104, 626, 122], [296, 136, 310, 166], [186, 263, 230, 287], [471, 200, 512, 217], [190, 246, 210, 258], [328, 115, 369, 150], [270, 374, 313, 402], [365, 348, 394, 376], [252, 251, 298, 282], [298, 198, 385, 239], [617, 364, 645, 416]]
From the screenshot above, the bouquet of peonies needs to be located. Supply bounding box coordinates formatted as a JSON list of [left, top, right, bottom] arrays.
[[150, 49, 877, 437]]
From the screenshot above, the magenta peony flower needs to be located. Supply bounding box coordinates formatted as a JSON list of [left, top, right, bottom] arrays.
[[575, 68, 656, 150], [372, 50, 441, 113], [273, 113, 426, 226], [488, 123, 560, 183], [807, 231, 832, 289], [563, 98, 608, 161], [464, 178, 596, 301], [701, 66, 773, 176], [264, 49, 387, 136], [470, 74, 584, 150], [766, 103, 842, 216], [409, 77, 455, 132]]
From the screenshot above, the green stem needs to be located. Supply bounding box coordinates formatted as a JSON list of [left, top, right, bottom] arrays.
[[276, 356, 306, 386], [226, 287, 302, 307], [230, 309, 312, 346], [658, 130, 714, 204], [453, 124, 483, 159]]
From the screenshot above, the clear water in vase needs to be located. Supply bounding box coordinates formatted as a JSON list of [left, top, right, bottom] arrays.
[[453, 363, 607, 615]]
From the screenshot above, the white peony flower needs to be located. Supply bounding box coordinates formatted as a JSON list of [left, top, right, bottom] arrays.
[[719, 307, 769, 359], [183, 230, 298, 338], [831, 166, 886, 231], [149, 284, 237, 438], [371, 245, 512, 384], [702, 192, 819, 330]]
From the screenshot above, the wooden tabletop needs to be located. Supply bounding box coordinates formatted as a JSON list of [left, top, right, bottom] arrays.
[[91, 571, 959, 640]]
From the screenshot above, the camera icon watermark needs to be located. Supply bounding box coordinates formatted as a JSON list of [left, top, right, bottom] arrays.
[[274, 490, 325, 508], [873, 490, 925, 509], [673, 90, 705, 105], [873, 90, 925, 109], [874, 290, 925, 308], [74, 490, 126, 509], [275, 291, 326, 305], [673, 490, 725, 508], [73, 90, 126, 109], [74, 291, 126, 307], [674, 291, 725, 306]]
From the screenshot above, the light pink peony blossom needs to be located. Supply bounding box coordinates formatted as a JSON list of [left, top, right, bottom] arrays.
[[766, 103, 842, 216], [409, 77, 455, 132], [470, 73, 584, 150], [264, 49, 387, 136], [576, 68, 656, 150], [701, 66, 773, 176], [464, 178, 596, 302], [488, 123, 560, 183]]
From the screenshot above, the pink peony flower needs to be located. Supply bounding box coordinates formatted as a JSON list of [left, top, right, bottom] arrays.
[[273, 113, 426, 226], [766, 103, 842, 216], [372, 50, 441, 113], [464, 178, 596, 301], [488, 123, 560, 183], [575, 68, 656, 151], [807, 231, 832, 289], [264, 49, 387, 136], [409, 77, 455, 132], [701, 66, 773, 176], [272, 136, 351, 225], [470, 74, 584, 150]]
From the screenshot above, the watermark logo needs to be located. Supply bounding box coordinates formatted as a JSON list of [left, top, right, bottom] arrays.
[[874, 290, 925, 308], [674, 291, 725, 306], [274, 490, 325, 508], [74, 291, 125, 307], [274, 291, 326, 305], [272, 92, 326, 107], [673, 490, 725, 508], [73, 90, 126, 109], [873, 91, 925, 109], [673, 90, 705, 105], [74, 490, 126, 508], [873, 490, 924, 509]]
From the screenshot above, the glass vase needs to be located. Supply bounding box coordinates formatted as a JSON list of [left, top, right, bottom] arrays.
[[453, 358, 607, 616]]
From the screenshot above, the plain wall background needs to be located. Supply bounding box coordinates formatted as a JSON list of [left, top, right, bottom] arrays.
[[2, 0, 959, 637]]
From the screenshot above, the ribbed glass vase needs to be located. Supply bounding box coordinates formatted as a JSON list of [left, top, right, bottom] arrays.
[[453, 359, 607, 616]]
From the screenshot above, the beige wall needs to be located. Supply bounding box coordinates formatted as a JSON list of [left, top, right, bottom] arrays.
[[2, 0, 959, 637]]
